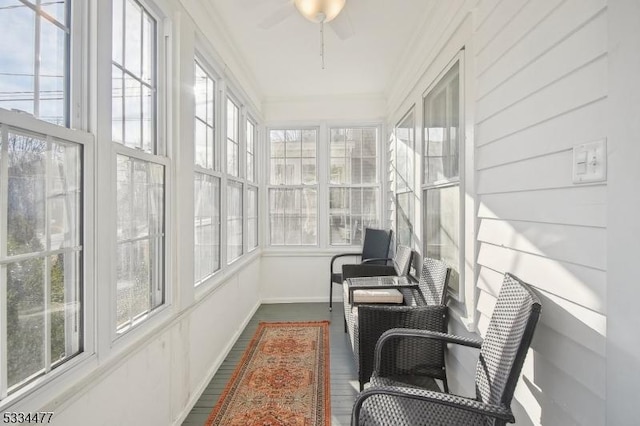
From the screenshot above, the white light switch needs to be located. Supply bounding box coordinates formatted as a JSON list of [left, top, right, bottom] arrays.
[[573, 139, 606, 183]]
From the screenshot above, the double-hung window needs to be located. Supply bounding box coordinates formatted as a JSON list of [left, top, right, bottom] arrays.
[[226, 97, 242, 262], [246, 119, 258, 251], [112, 0, 166, 333], [268, 129, 318, 246], [329, 127, 379, 246], [422, 60, 462, 297], [394, 110, 415, 247], [0, 0, 86, 396], [193, 60, 220, 285]]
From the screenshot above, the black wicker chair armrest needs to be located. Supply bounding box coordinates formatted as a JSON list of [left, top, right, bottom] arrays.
[[351, 384, 515, 425], [356, 305, 448, 387], [361, 257, 393, 265], [330, 252, 363, 274], [342, 264, 397, 280]]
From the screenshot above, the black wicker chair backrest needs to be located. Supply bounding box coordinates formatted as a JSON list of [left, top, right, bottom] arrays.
[[475, 273, 542, 408], [417, 258, 450, 305], [360, 228, 392, 265], [393, 245, 412, 276]]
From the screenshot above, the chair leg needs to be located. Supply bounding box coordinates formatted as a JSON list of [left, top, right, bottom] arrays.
[[442, 376, 449, 393], [329, 280, 333, 311]]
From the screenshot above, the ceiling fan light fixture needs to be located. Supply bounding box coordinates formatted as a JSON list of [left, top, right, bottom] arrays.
[[294, 0, 346, 23]]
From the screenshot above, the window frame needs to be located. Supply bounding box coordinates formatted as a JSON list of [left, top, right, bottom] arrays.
[[394, 107, 416, 248], [193, 57, 221, 286], [328, 125, 381, 247], [267, 127, 319, 247], [0, 107, 94, 402], [110, 0, 170, 337], [421, 54, 465, 302]]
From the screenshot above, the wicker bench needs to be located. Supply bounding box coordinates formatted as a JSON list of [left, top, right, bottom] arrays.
[[342, 257, 451, 390]]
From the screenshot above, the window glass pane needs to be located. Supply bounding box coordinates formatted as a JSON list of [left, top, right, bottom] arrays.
[[39, 18, 66, 125], [124, 0, 142, 78], [2, 128, 83, 393], [227, 181, 243, 262], [194, 173, 220, 284], [246, 121, 255, 182], [7, 257, 45, 388], [7, 133, 46, 256], [226, 99, 239, 176], [112, 66, 124, 143], [247, 186, 258, 249], [424, 62, 459, 184], [0, 2, 69, 125], [41, 0, 67, 25], [425, 185, 459, 294], [396, 192, 412, 247], [194, 62, 215, 170], [113, 0, 156, 153], [116, 155, 164, 331], [330, 127, 378, 185], [269, 188, 317, 246]]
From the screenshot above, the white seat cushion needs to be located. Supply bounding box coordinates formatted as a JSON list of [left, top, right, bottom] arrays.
[[351, 288, 403, 304]]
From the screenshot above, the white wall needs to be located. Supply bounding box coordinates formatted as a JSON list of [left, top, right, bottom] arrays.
[[385, 0, 609, 424]]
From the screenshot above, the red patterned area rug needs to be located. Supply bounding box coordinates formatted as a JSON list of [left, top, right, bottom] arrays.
[[205, 321, 331, 426]]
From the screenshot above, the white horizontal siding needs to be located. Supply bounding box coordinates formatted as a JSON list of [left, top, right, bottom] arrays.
[[472, 0, 608, 424]]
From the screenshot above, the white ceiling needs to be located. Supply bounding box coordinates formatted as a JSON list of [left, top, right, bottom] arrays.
[[208, 0, 433, 100]]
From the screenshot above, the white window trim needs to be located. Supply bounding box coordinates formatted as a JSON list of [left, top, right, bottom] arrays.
[[394, 106, 416, 249], [109, 0, 173, 342], [420, 50, 476, 331]]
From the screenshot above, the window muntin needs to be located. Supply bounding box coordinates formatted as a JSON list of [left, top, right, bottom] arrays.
[[194, 173, 220, 284], [246, 120, 255, 182], [0, 0, 70, 126], [423, 61, 461, 296], [395, 110, 415, 247], [226, 98, 239, 177], [329, 127, 378, 246], [0, 127, 82, 395], [226, 180, 243, 262], [268, 129, 318, 246], [194, 61, 215, 170], [112, 0, 165, 333]]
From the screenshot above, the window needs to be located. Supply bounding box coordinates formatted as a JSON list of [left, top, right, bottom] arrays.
[[246, 120, 255, 182], [193, 60, 220, 285], [112, 0, 166, 332], [0, 0, 70, 126], [423, 60, 461, 296], [268, 129, 317, 246], [226, 98, 239, 177], [394, 109, 415, 247], [246, 119, 258, 251], [0, 124, 83, 395], [227, 180, 243, 262], [329, 127, 378, 246]]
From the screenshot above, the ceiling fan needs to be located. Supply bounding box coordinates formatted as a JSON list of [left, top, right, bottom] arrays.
[[257, 0, 355, 41]]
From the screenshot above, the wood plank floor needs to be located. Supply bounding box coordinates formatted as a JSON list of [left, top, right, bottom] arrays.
[[182, 303, 359, 426]]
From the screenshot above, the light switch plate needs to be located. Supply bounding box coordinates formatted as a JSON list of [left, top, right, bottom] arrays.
[[573, 139, 607, 184]]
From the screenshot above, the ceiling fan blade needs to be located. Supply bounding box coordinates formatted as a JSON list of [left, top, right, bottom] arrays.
[[258, 3, 294, 29], [329, 9, 355, 40]]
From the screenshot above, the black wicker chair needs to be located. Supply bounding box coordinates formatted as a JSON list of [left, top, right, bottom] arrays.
[[351, 273, 542, 426], [343, 257, 450, 390], [329, 227, 393, 311]]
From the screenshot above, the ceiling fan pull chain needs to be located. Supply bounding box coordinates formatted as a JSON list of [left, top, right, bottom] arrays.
[[320, 20, 326, 69]]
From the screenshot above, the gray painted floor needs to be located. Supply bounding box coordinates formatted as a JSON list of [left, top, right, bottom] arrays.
[[182, 303, 358, 426]]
